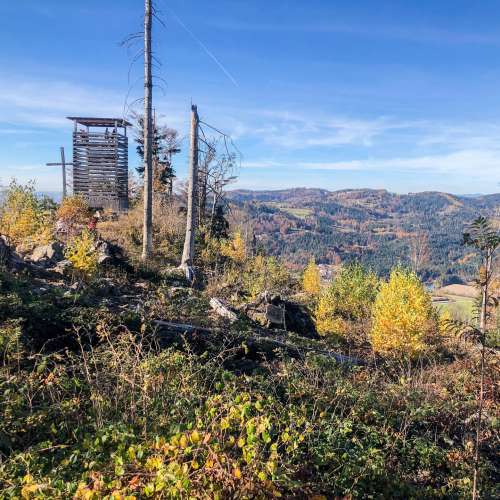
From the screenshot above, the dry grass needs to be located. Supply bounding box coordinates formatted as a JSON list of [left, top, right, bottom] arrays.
[[98, 199, 185, 264]]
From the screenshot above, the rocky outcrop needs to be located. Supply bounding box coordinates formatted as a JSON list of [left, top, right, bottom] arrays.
[[242, 292, 318, 338], [0, 235, 26, 270], [92, 239, 129, 270], [30, 242, 64, 266], [52, 259, 72, 276]]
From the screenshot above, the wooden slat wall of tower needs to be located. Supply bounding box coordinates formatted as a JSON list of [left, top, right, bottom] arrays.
[[68, 117, 130, 211]]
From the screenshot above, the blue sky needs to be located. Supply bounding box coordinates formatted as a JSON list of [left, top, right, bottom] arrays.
[[1, 0, 500, 194]]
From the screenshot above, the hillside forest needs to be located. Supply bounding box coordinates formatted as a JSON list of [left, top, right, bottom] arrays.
[[228, 188, 500, 284]]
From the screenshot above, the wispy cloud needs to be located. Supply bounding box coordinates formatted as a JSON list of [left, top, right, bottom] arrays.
[[243, 148, 500, 179], [191, 107, 422, 152], [0, 78, 126, 129], [1, 75, 499, 192], [239, 110, 425, 149], [0, 76, 189, 132]]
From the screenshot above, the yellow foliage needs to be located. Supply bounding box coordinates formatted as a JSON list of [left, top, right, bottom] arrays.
[[438, 308, 454, 336], [0, 180, 54, 248], [220, 231, 247, 264], [65, 229, 98, 278], [56, 195, 91, 228], [200, 234, 222, 268], [314, 311, 347, 337], [370, 268, 438, 356], [302, 258, 321, 296]]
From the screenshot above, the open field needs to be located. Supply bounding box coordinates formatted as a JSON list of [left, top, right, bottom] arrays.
[[263, 202, 315, 219], [433, 294, 476, 322], [280, 207, 314, 219]]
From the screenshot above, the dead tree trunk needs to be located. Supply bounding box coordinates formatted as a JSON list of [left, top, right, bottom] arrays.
[[180, 105, 199, 279], [141, 0, 153, 261]]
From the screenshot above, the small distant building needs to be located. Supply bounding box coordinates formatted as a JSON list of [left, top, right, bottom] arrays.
[[68, 117, 131, 211]]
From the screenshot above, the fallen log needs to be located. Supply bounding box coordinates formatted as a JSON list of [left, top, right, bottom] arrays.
[[209, 298, 238, 323], [152, 320, 364, 366]]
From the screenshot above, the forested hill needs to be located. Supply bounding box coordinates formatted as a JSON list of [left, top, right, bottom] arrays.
[[227, 188, 500, 282]]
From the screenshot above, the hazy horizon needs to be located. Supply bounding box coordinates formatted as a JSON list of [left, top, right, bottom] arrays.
[[23, 186, 498, 202]]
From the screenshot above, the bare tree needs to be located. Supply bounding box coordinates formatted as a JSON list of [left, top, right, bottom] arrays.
[[197, 138, 217, 227], [206, 151, 237, 236], [180, 105, 199, 279], [141, 0, 153, 260], [408, 230, 430, 274]]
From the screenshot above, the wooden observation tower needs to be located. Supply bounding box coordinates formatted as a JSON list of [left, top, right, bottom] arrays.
[[68, 117, 131, 211]]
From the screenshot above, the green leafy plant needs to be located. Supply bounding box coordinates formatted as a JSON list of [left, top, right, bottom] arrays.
[[315, 263, 379, 337], [65, 229, 98, 279]]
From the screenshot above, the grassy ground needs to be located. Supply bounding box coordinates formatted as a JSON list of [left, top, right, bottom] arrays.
[[279, 207, 314, 219], [434, 295, 476, 322], [265, 202, 314, 219], [1, 265, 499, 499]]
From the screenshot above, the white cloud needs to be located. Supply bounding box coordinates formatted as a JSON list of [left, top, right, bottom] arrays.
[[1, 75, 499, 191], [243, 149, 500, 179], [0, 76, 189, 132], [244, 111, 421, 149]]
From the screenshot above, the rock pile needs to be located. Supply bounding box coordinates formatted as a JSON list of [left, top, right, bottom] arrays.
[[0, 236, 127, 276]]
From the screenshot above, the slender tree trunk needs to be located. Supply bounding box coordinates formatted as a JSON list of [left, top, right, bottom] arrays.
[[198, 168, 208, 227], [141, 0, 153, 260], [207, 191, 220, 240], [180, 105, 199, 275], [60, 147, 67, 200], [472, 251, 491, 500]]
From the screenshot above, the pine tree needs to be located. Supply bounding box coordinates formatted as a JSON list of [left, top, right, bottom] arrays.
[[134, 113, 179, 195]]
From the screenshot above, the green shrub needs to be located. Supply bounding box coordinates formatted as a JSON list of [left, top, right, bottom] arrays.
[[0, 320, 21, 363], [315, 263, 379, 337]]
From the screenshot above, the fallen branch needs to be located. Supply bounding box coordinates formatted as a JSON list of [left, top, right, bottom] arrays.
[[152, 320, 364, 366], [209, 298, 238, 323]]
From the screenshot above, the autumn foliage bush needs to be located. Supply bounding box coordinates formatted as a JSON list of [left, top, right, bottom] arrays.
[[97, 200, 185, 264], [220, 230, 247, 264], [370, 267, 438, 356], [56, 195, 91, 231], [65, 229, 98, 279], [302, 257, 321, 296], [207, 231, 293, 301], [0, 181, 54, 250]]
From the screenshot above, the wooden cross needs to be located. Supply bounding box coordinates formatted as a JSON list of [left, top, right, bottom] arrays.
[[46, 147, 73, 199]]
